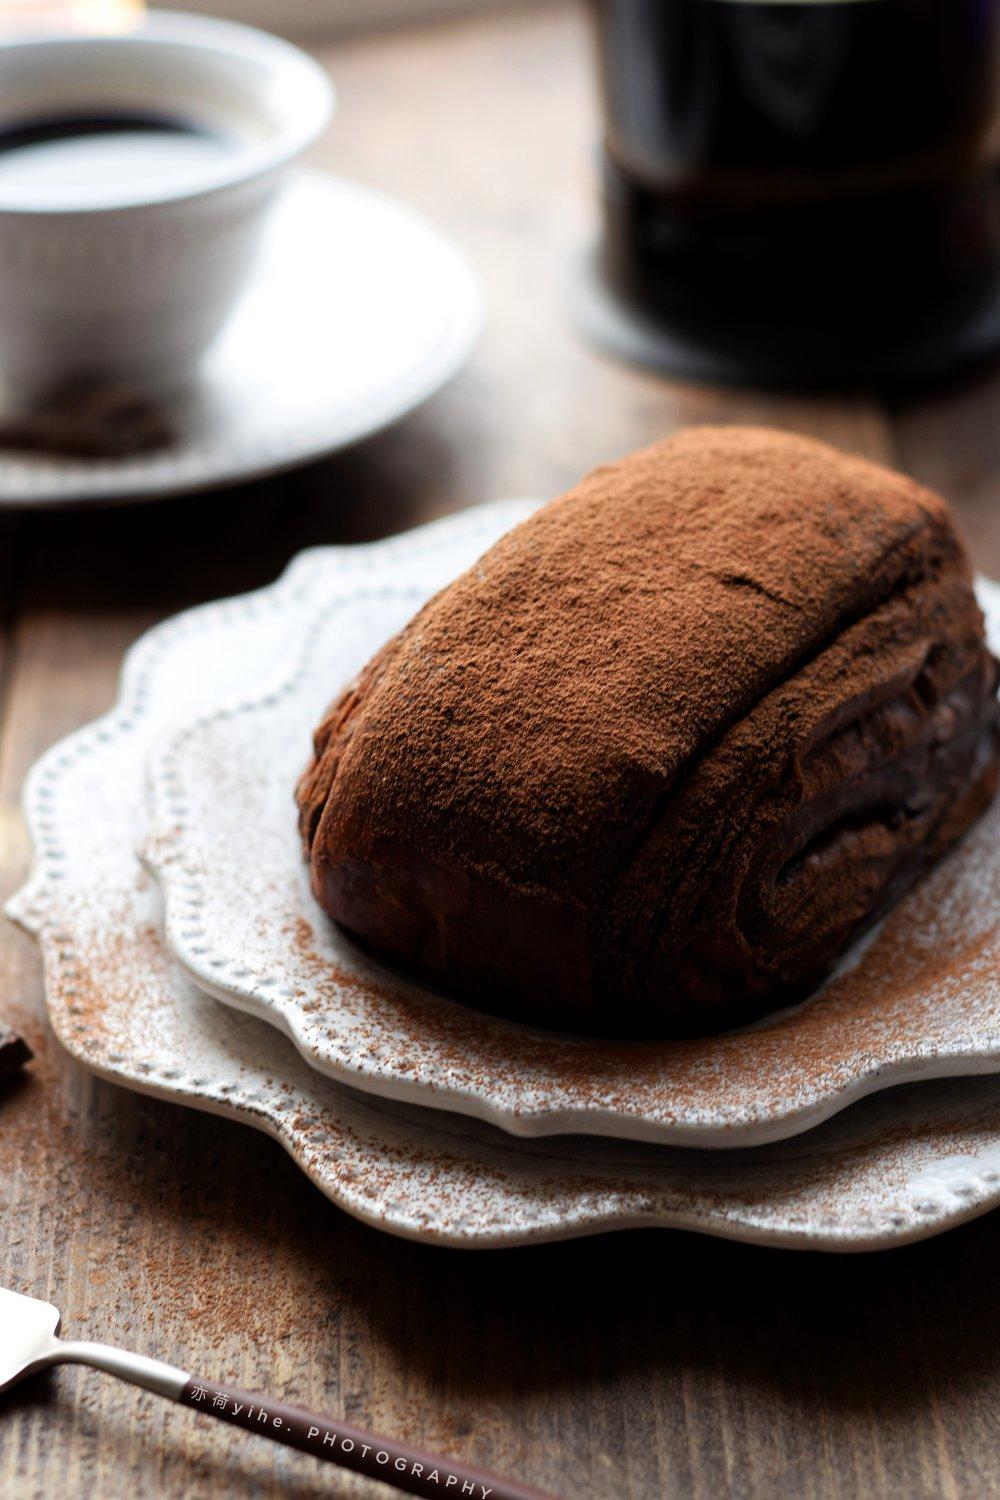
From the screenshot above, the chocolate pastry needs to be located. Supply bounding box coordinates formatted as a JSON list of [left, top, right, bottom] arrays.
[[297, 428, 1000, 1036]]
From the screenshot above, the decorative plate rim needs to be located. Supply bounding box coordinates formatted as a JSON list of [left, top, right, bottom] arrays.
[[11, 516, 1000, 1251], [141, 508, 1000, 1149]]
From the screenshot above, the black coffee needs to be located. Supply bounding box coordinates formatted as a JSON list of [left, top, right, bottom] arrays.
[[592, 0, 1000, 383], [0, 112, 236, 192]]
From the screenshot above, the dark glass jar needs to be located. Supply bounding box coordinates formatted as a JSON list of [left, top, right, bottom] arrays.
[[584, 0, 1000, 385]]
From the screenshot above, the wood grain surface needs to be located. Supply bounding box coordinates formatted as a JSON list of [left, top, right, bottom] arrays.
[[4, 5, 1000, 1498]]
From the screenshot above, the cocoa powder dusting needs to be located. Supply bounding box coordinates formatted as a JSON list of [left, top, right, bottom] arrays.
[[299, 426, 1000, 1036]]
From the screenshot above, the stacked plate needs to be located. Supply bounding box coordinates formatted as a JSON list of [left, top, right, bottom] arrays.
[[10, 501, 1000, 1250]]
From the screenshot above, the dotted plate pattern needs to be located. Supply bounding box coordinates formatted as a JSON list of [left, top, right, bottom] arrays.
[[11, 506, 1000, 1248], [142, 514, 1000, 1149]]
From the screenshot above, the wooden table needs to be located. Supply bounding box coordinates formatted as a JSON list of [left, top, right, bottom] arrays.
[[4, 5, 1000, 1497]]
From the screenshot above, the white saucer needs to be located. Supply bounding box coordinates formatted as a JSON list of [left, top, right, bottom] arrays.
[[0, 171, 480, 507], [12, 514, 1000, 1250], [142, 504, 1000, 1149]]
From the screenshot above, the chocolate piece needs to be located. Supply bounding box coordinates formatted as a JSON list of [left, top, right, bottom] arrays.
[[297, 427, 1000, 1036], [0, 383, 173, 460], [0, 1022, 31, 1079]]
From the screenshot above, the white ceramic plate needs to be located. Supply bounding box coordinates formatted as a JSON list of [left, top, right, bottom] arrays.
[[12, 520, 1000, 1251], [141, 503, 1000, 1148], [0, 170, 479, 506]]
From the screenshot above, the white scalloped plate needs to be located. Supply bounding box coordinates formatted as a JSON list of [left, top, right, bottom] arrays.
[[0, 171, 479, 506], [12, 512, 1000, 1250], [141, 503, 1000, 1148]]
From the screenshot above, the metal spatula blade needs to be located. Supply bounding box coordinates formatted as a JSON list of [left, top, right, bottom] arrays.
[[0, 1287, 61, 1391], [0, 1286, 552, 1500], [0, 1285, 184, 1397]]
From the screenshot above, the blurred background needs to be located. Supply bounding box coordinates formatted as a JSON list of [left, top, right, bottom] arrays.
[[0, 0, 507, 33]]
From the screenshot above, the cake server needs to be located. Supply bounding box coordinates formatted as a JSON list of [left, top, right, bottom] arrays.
[[0, 1287, 552, 1500]]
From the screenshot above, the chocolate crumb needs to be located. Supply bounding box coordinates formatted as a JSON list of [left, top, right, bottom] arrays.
[[0, 1022, 31, 1080]]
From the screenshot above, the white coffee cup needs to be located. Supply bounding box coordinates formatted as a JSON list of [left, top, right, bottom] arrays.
[[0, 10, 333, 401]]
